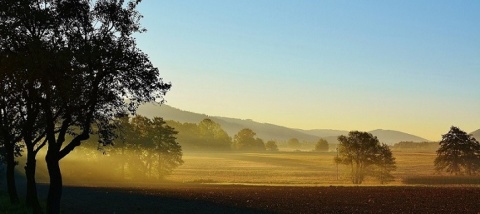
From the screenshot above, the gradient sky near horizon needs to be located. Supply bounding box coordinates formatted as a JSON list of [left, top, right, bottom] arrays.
[[134, 1, 479, 141]]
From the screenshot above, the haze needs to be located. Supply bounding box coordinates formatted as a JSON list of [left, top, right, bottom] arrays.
[[134, 1, 479, 141]]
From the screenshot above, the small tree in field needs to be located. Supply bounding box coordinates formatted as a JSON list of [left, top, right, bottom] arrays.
[[314, 138, 329, 152], [233, 128, 265, 151], [434, 126, 480, 175], [335, 131, 396, 184], [265, 140, 279, 152]]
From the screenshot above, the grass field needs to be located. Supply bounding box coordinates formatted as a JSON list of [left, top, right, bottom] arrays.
[[164, 151, 439, 185], [5, 150, 480, 213]]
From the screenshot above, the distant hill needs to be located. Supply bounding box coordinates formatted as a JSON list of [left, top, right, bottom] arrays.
[[296, 129, 348, 138], [137, 104, 319, 142], [368, 129, 429, 145], [471, 129, 480, 140], [137, 103, 429, 145], [298, 129, 428, 145]]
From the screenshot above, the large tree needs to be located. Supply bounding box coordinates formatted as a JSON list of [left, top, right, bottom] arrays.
[[335, 131, 396, 184], [434, 126, 480, 175], [1, 1, 171, 213], [0, 75, 23, 204], [0, 2, 51, 210]]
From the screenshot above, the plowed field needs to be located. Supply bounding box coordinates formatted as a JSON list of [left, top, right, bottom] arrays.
[[59, 185, 480, 213]]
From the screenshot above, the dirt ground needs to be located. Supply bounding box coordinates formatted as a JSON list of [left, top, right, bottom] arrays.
[[45, 184, 480, 214]]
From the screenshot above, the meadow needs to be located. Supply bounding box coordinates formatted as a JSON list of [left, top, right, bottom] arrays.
[[165, 150, 438, 185]]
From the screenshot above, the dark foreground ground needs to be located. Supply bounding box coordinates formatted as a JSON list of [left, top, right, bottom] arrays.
[[47, 184, 480, 214]]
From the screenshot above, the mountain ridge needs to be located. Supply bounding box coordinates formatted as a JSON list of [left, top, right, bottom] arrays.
[[137, 103, 430, 145]]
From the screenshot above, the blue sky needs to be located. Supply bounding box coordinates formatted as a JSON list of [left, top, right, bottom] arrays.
[[135, 1, 480, 140]]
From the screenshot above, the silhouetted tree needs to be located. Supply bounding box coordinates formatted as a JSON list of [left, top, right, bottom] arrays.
[[265, 140, 279, 152], [335, 131, 396, 184], [1, 1, 171, 213], [434, 126, 480, 175], [0, 75, 23, 204], [0, 3, 51, 209], [233, 128, 265, 151], [314, 138, 329, 152]]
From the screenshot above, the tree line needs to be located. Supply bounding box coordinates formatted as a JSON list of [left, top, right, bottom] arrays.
[[55, 115, 183, 182], [166, 118, 331, 152]]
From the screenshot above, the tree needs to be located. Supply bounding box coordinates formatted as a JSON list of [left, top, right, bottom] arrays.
[[335, 131, 396, 184], [434, 126, 480, 175], [288, 138, 300, 149], [314, 138, 329, 152], [0, 74, 23, 204], [1, 1, 171, 213], [265, 140, 279, 152], [166, 119, 232, 151], [198, 119, 231, 150], [233, 128, 265, 151], [114, 116, 183, 180], [375, 143, 397, 184], [0, 2, 51, 209]]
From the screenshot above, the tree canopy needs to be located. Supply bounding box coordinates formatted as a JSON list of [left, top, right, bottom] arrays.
[[265, 140, 279, 152], [314, 138, 329, 152], [434, 126, 480, 175], [0, 0, 171, 213], [167, 118, 232, 151], [233, 128, 265, 151], [335, 131, 396, 184]]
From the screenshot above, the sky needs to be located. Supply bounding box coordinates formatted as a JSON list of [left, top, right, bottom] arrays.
[[134, 1, 479, 141]]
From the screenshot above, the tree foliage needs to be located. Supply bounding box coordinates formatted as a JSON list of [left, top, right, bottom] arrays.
[[0, 0, 170, 213], [434, 126, 480, 175], [335, 131, 396, 184], [265, 140, 279, 152], [112, 115, 183, 180], [233, 128, 265, 151], [167, 118, 232, 151], [314, 138, 329, 152]]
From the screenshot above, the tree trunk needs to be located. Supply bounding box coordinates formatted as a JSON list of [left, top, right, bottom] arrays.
[[5, 142, 19, 204], [25, 146, 42, 213], [46, 151, 62, 214]]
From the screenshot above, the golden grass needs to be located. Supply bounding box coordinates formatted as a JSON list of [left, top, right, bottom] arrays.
[[167, 151, 440, 185]]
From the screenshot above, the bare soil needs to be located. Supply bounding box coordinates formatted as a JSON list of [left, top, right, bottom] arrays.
[[49, 184, 480, 214]]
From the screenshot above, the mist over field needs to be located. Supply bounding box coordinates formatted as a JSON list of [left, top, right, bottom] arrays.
[[2, 0, 479, 213]]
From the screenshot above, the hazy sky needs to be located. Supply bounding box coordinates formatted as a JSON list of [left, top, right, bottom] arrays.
[[135, 1, 479, 140]]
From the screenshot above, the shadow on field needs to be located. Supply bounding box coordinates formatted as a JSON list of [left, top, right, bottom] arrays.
[[37, 184, 269, 214], [29, 183, 480, 213]]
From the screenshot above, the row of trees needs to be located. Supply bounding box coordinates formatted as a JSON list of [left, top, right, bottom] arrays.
[[58, 115, 183, 182], [167, 119, 331, 152], [0, 1, 170, 213]]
